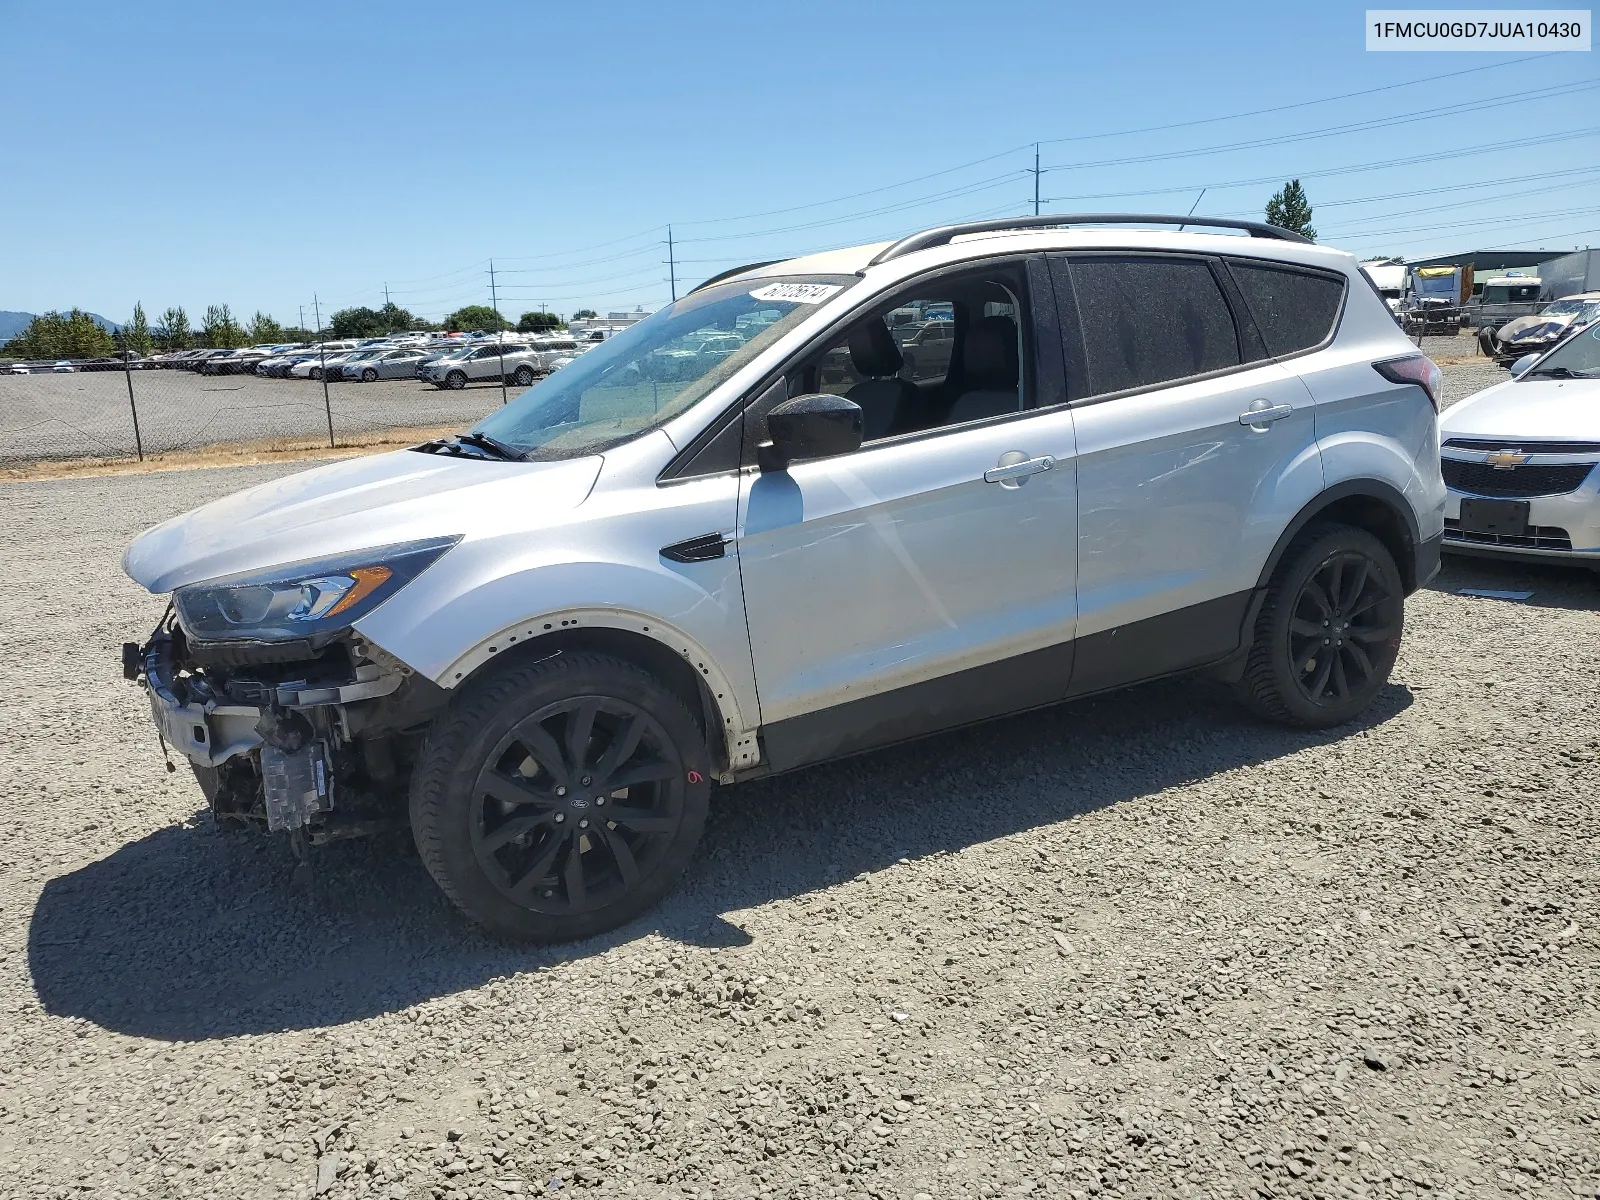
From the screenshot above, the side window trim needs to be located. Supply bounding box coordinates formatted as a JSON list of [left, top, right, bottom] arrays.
[[1049, 249, 1288, 410]]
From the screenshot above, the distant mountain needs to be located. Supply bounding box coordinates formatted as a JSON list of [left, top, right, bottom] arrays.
[[0, 310, 121, 341]]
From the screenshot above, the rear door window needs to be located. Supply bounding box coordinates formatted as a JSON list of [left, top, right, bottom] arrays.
[[1225, 261, 1347, 358], [1062, 256, 1241, 397]]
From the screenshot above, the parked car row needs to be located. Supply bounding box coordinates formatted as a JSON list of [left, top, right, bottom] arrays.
[[139, 332, 591, 387]]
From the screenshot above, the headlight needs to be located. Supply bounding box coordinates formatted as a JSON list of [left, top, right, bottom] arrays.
[[174, 535, 460, 643]]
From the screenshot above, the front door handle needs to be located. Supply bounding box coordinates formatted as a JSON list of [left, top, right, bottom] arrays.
[[1239, 401, 1295, 429], [984, 453, 1055, 487]]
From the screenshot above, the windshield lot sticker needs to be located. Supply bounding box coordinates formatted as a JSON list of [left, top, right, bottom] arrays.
[[747, 283, 843, 305]]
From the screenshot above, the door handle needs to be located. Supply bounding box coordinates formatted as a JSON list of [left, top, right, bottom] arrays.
[[984, 454, 1055, 486], [1239, 401, 1295, 429]]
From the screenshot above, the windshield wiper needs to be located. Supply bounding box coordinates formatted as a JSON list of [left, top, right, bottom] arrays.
[[455, 431, 524, 460], [1523, 366, 1586, 379]]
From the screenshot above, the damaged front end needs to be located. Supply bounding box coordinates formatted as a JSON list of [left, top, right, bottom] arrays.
[[122, 537, 459, 843]]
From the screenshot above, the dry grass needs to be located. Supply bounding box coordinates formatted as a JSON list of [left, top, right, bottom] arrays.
[[0, 425, 460, 483]]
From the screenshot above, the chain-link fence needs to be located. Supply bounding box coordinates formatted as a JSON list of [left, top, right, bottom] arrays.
[[0, 352, 522, 464], [0, 330, 1504, 467]]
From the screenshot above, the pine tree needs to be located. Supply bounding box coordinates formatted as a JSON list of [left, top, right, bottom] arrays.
[[156, 306, 191, 350], [123, 302, 154, 357], [1265, 180, 1316, 240], [249, 311, 285, 343], [1, 310, 116, 359]]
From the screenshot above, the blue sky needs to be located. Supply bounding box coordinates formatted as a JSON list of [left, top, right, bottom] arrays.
[[1, 1, 1595, 326]]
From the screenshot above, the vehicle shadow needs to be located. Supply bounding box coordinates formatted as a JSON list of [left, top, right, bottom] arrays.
[[1430, 552, 1599, 612], [29, 676, 1412, 1042]]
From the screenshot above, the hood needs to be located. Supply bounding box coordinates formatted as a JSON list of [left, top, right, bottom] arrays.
[[1498, 312, 1572, 341], [1440, 377, 1600, 444], [123, 449, 602, 594]]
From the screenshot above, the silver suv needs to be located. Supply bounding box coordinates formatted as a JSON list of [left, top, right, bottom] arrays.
[[122, 215, 1445, 941], [421, 342, 544, 389]]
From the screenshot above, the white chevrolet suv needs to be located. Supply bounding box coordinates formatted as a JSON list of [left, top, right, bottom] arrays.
[[123, 215, 1445, 941]]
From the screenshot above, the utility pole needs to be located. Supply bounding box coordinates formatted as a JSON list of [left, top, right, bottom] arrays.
[[298, 305, 305, 336], [1030, 144, 1041, 216], [383, 282, 391, 308], [666, 226, 677, 303], [490, 260, 507, 406], [313, 293, 334, 449]]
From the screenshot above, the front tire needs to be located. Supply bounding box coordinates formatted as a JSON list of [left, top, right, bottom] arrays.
[[1235, 524, 1404, 728], [410, 653, 711, 941], [361, 367, 378, 382], [445, 370, 467, 390], [512, 365, 534, 387]]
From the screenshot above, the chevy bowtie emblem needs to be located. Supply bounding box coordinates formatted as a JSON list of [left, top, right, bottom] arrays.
[[1485, 450, 1528, 469]]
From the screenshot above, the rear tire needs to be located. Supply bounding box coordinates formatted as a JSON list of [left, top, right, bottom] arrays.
[[1235, 523, 1404, 728], [410, 653, 711, 942]]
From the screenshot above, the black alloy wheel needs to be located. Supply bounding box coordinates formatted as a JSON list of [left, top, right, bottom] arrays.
[[411, 653, 711, 941], [1236, 523, 1404, 728], [469, 697, 682, 914], [1284, 549, 1399, 708]]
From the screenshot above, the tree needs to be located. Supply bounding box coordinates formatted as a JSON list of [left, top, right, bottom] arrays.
[[121, 302, 154, 357], [201, 303, 249, 349], [517, 310, 563, 332], [329, 302, 430, 339], [1265, 180, 1316, 241], [0, 309, 117, 359], [571, 309, 598, 321], [155, 306, 192, 350], [249, 311, 285, 343], [444, 304, 510, 333]]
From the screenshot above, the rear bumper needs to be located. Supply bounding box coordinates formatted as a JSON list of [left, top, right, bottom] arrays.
[[1444, 484, 1600, 561]]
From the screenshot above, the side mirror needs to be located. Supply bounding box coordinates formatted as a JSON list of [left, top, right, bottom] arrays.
[[1509, 353, 1540, 378], [759, 393, 863, 471]]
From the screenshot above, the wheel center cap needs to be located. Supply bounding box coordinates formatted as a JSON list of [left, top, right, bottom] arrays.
[[569, 794, 591, 811]]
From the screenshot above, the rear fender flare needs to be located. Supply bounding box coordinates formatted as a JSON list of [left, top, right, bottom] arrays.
[[1255, 478, 1422, 593]]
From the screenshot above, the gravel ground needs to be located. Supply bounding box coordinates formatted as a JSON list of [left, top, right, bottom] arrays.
[[2, 359, 1596, 1200], [0, 370, 513, 462]]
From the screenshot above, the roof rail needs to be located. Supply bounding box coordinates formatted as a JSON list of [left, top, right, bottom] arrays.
[[688, 260, 784, 295], [868, 214, 1311, 266]]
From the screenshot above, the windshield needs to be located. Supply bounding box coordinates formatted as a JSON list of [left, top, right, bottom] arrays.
[[472, 275, 855, 460], [1545, 299, 1585, 316], [1525, 323, 1600, 378]]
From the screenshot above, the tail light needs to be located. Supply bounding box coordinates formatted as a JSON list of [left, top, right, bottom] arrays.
[[1373, 354, 1442, 411]]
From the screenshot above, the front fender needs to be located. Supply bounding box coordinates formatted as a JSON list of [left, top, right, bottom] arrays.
[[353, 554, 759, 751]]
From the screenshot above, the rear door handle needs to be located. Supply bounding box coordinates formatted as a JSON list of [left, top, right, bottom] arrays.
[[1239, 402, 1295, 429], [984, 454, 1055, 486]]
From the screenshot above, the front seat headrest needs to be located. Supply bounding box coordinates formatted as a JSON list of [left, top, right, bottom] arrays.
[[848, 319, 904, 378], [965, 316, 1019, 388]]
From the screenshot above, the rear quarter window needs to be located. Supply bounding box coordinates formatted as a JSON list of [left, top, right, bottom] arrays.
[[1226, 261, 1347, 358]]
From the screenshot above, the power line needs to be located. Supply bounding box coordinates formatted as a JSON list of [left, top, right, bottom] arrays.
[[1040, 127, 1600, 204], [1039, 80, 1600, 173], [1036, 52, 1554, 147]]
